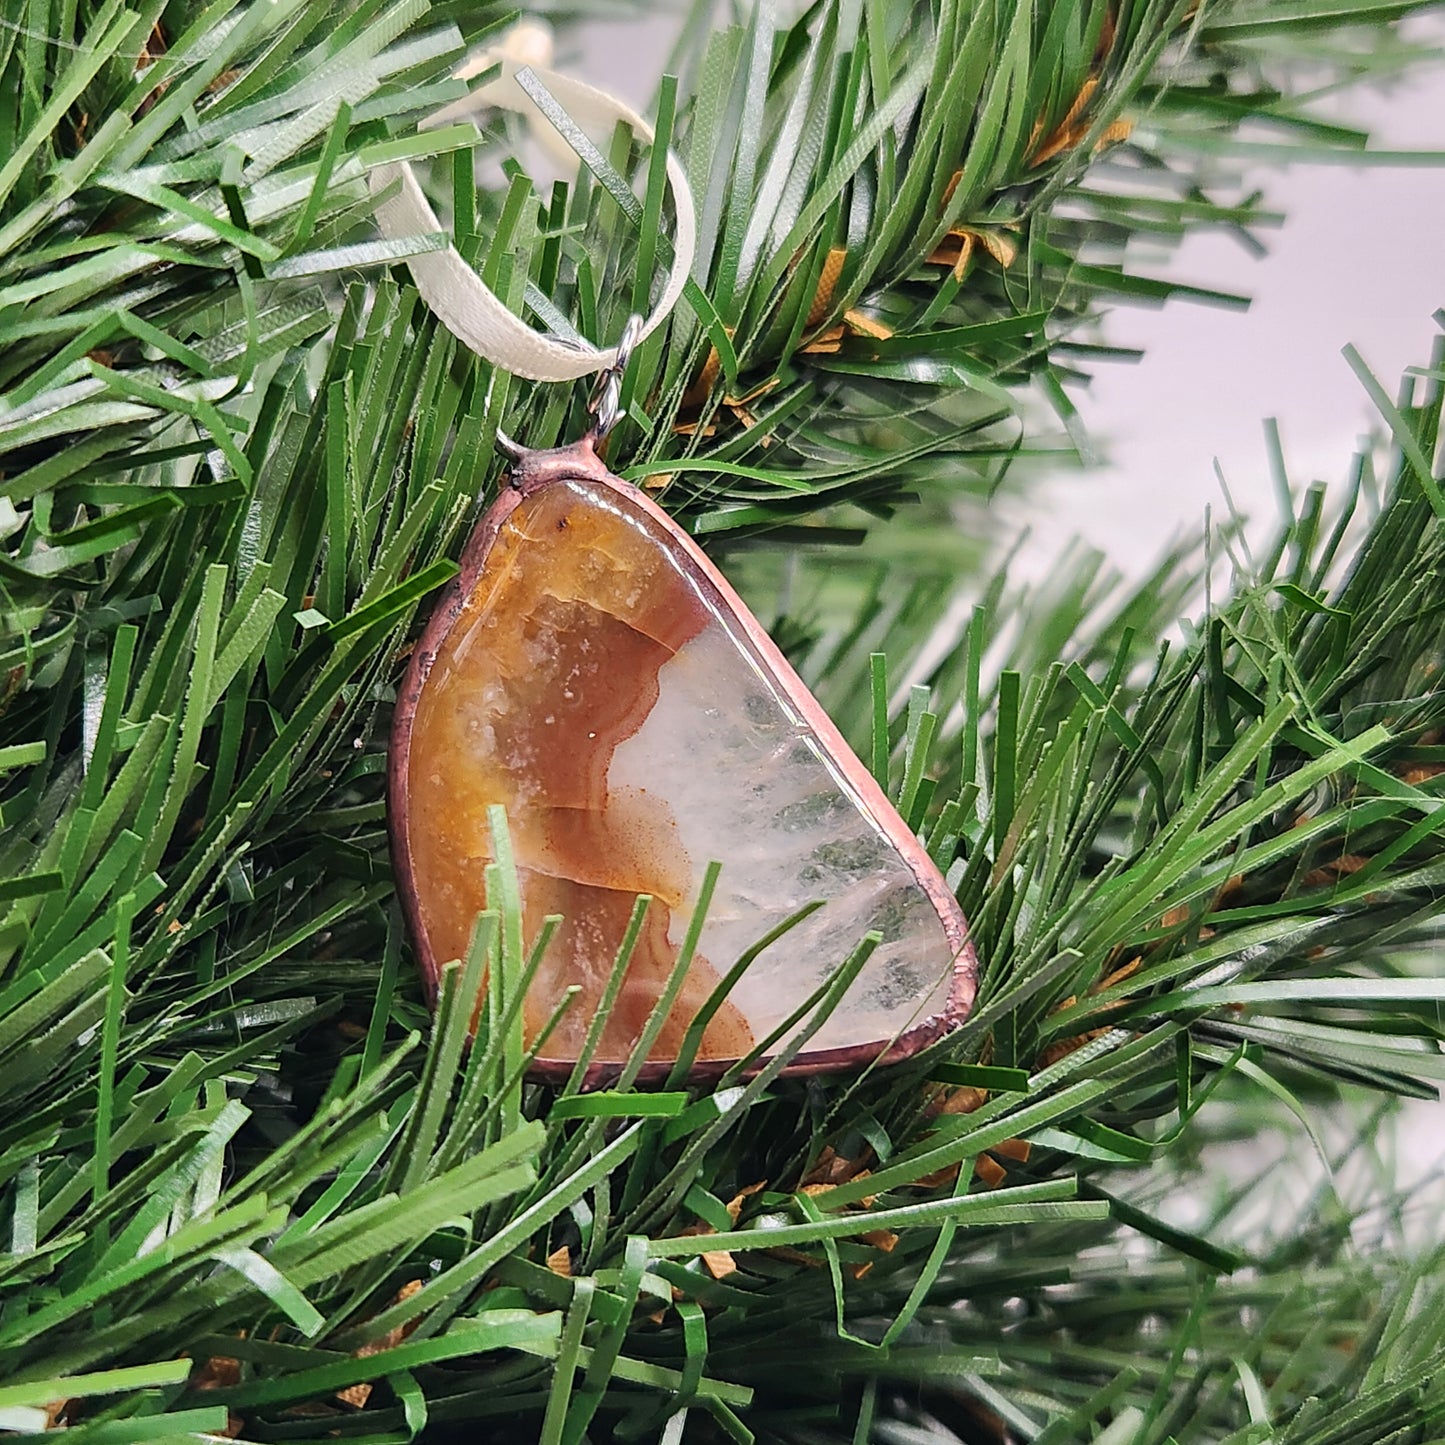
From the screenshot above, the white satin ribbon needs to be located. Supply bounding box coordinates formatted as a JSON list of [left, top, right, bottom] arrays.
[[369, 23, 695, 382]]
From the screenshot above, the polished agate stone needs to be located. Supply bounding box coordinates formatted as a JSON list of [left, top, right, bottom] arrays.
[[390, 441, 975, 1079]]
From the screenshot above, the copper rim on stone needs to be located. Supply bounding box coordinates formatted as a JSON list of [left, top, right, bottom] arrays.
[[389, 438, 978, 1085]]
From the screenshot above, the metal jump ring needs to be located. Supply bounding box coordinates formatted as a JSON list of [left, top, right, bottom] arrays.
[[587, 313, 644, 441]]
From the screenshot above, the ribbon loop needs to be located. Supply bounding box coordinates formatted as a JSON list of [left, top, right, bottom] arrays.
[[370, 26, 694, 383]]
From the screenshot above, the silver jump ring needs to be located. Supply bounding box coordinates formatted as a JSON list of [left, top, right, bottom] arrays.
[[494, 426, 526, 461], [588, 313, 644, 441]]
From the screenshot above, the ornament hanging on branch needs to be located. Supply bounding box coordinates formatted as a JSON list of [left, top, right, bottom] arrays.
[[381, 33, 976, 1080]]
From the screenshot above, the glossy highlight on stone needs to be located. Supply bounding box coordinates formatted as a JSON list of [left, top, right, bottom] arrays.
[[390, 440, 976, 1080]]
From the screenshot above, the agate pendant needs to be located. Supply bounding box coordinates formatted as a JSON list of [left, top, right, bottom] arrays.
[[389, 439, 977, 1082]]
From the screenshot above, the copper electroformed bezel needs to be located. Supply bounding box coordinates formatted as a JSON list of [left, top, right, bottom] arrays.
[[389, 439, 978, 1084]]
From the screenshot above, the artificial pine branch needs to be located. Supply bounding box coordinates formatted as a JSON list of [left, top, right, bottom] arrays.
[[1, 1, 1444, 1442]]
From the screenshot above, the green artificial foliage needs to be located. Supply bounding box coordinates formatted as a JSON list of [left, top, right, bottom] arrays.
[[2, 0, 1444, 1440]]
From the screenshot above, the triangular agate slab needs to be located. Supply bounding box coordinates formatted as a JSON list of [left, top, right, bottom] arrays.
[[390, 439, 977, 1081]]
